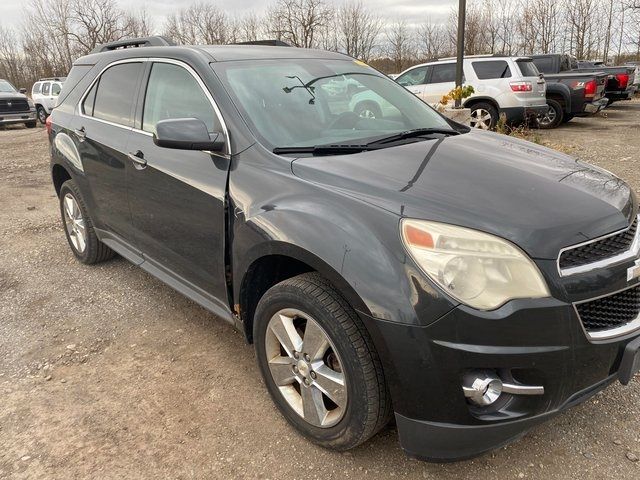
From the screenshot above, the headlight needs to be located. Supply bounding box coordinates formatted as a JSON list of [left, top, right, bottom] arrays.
[[400, 219, 550, 310]]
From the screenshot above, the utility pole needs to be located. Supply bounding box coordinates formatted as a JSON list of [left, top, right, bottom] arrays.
[[455, 0, 466, 107]]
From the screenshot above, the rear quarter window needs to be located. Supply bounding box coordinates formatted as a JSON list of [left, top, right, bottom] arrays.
[[472, 61, 511, 79], [516, 60, 539, 77], [57, 64, 95, 105]]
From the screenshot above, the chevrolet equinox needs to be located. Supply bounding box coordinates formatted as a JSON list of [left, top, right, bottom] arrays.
[[47, 37, 640, 461]]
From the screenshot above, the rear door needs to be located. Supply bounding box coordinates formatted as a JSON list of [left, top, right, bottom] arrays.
[[70, 60, 145, 242], [396, 66, 428, 99], [125, 59, 230, 303], [422, 63, 457, 105]]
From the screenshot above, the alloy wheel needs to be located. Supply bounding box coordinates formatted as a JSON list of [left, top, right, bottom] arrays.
[[539, 107, 556, 127], [470, 108, 493, 130], [358, 109, 377, 119], [63, 193, 87, 253], [38, 108, 47, 124], [265, 308, 347, 428]]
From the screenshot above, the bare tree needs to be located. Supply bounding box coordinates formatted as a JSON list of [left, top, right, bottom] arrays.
[[385, 19, 415, 72], [336, 1, 383, 62], [164, 2, 231, 45], [266, 0, 333, 48]]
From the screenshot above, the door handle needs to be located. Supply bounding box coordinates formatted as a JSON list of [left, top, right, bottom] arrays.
[[74, 127, 86, 142], [127, 150, 147, 168]]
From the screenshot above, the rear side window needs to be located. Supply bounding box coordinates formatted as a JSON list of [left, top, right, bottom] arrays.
[[532, 57, 553, 73], [516, 60, 539, 77], [472, 61, 511, 79], [32, 82, 42, 94], [428, 63, 457, 83], [88, 62, 143, 127], [396, 66, 428, 86], [142, 62, 217, 133], [42, 83, 50, 95]]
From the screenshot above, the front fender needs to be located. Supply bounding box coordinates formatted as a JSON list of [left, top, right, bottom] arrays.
[[229, 146, 457, 326]]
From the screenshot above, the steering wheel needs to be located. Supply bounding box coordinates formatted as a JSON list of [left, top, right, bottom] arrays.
[[326, 111, 360, 130]]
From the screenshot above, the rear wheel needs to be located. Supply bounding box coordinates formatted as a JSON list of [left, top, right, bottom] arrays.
[[254, 272, 391, 450], [25, 121, 37, 128], [59, 180, 115, 264], [469, 102, 498, 130], [538, 99, 564, 129]]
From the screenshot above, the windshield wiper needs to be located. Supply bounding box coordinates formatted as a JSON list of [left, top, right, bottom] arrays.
[[273, 144, 370, 155], [365, 128, 460, 146]]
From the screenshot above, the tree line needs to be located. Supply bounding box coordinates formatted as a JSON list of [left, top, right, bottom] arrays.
[[1, 0, 640, 89]]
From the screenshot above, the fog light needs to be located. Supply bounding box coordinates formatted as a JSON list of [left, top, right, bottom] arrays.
[[462, 371, 503, 406]]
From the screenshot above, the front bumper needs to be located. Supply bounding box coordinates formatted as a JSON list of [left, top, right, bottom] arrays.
[[0, 110, 37, 125], [501, 105, 548, 125], [361, 284, 640, 461]]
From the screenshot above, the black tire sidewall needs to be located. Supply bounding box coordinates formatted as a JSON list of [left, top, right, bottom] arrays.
[[254, 284, 372, 449], [59, 180, 96, 263], [540, 99, 563, 129]]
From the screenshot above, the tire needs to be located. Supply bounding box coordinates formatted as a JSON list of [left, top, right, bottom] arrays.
[[354, 101, 382, 119], [562, 114, 574, 124], [254, 272, 392, 451], [36, 106, 48, 124], [469, 102, 498, 130], [25, 121, 37, 128], [59, 179, 115, 264], [538, 99, 564, 129]]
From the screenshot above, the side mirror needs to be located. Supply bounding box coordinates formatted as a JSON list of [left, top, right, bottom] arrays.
[[19, 88, 27, 94], [153, 118, 225, 152]]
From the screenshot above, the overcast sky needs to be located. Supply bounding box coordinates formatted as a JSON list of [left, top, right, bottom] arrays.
[[0, 0, 456, 29]]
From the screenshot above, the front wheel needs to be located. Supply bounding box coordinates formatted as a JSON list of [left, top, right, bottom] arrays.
[[254, 272, 391, 450], [37, 106, 48, 124]]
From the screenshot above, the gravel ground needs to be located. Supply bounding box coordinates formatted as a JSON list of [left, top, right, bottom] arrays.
[[1, 100, 639, 479]]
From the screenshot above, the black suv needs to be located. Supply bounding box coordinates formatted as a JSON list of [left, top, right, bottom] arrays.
[[48, 37, 640, 461], [0, 79, 37, 128]]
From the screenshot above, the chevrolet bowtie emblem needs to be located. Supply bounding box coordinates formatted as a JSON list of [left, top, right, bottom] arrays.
[[628, 259, 640, 282]]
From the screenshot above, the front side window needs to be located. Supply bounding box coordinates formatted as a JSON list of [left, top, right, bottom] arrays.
[[86, 62, 143, 127], [472, 61, 512, 79], [42, 82, 50, 95], [396, 67, 428, 86], [214, 58, 451, 150], [32, 82, 42, 94], [429, 64, 457, 84], [142, 62, 217, 134]]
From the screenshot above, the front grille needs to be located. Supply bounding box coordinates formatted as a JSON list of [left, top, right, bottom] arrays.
[[559, 217, 638, 269], [0, 98, 30, 113], [576, 286, 640, 332]]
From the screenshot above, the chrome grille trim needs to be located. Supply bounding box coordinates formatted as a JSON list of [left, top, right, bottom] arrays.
[[557, 214, 640, 277]]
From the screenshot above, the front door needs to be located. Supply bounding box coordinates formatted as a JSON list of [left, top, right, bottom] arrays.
[[126, 60, 230, 302], [423, 63, 458, 105], [71, 61, 145, 241], [396, 66, 428, 100]]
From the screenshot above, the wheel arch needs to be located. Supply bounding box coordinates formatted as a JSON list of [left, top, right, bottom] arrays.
[[51, 162, 72, 197], [237, 242, 371, 343], [545, 83, 572, 113], [463, 96, 499, 112]]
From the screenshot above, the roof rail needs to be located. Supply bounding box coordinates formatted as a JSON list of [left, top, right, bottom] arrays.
[[38, 77, 67, 82], [233, 40, 292, 47], [437, 54, 496, 61], [91, 36, 176, 54]]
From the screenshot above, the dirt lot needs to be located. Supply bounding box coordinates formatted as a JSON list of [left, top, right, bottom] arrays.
[[1, 101, 639, 480]]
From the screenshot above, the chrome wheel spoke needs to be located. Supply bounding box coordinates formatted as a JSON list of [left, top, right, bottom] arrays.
[[301, 382, 328, 426], [302, 320, 329, 361], [64, 196, 74, 220], [268, 356, 296, 386], [312, 364, 346, 407], [269, 313, 303, 357], [62, 193, 87, 253]]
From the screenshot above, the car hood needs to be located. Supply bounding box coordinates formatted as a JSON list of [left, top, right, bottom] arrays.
[[291, 130, 636, 259], [0, 92, 27, 100]]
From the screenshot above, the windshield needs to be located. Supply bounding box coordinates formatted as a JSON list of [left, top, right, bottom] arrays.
[[213, 59, 452, 151], [0, 80, 17, 93]]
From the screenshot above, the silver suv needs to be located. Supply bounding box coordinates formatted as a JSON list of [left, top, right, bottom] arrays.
[[396, 56, 548, 129], [31, 77, 66, 124]]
